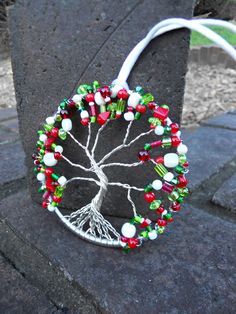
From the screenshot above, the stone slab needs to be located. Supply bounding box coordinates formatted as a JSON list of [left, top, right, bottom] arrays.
[[0, 141, 26, 186], [8, 0, 194, 212], [1, 189, 236, 313], [0, 254, 60, 314], [0, 127, 19, 143], [1, 118, 19, 133], [182, 126, 236, 190], [212, 172, 236, 213], [0, 108, 17, 122], [201, 113, 236, 130]]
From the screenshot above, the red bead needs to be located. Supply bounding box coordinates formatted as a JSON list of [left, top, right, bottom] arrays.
[[120, 236, 128, 243], [127, 238, 139, 249], [32, 153, 37, 160], [97, 111, 111, 125], [151, 140, 162, 148], [117, 89, 129, 100], [144, 192, 156, 203], [150, 124, 156, 129], [153, 107, 169, 121], [171, 203, 181, 212], [67, 99, 76, 108], [183, 161, 189, 168], [54, 152, 62, 160], [157, 218, 167, 227], [52, 195, 62, 202], [44, 168, 54, 177], [148, 101, 156, 110], [138, 150, 150, 162], [155, 156, 164, 164], [85, 93, 95, 103], [156, 206, 165, 214], [42, 201, 48, 209], [50, 127, 59, 138], [37, 167, 41, 172], [168, 217, 174, 223], [176, 175, 188, 188], [60, 109, 69, 119], [136, 104, 147, 113], [45, 137, 56, 150], [171, 136, 181, 147], [100, 86, 111, 98], [34, 160, 40, 165], [81, 118, 90, 126], [170, 123, 179, 134], [140, 218, 151, 228]]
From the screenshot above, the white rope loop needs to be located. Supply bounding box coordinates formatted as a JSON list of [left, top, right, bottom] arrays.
[[116, 18, 236, 86]]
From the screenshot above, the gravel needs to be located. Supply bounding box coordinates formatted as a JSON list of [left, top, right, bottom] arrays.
[[0, 53, 235, 127]]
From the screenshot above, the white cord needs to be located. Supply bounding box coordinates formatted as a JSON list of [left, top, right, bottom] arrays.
[[115, 18, 236, 86]]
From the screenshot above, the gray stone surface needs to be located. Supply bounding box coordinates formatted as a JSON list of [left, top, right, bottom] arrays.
[[1, 189, 236, 313], [1, 118, 19, 133], [182, 126, 236, 190], [0, 108, 17, 122], [0, 254, 59, 314], [0, 127, 19, 143], [212, 172, 236, 213], [201, 113, 236, 130], [0, 141, 26, 186], [8, 0, 194, 213]]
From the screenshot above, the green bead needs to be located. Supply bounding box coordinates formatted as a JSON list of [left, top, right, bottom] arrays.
[[146, 225, 152, 232], [59, 101, 66, 109], [148, 117, 161, 126], [176, 196, 184, 203], [51, 201, 58, 207], [43, 124, 53, 132], [141, 93, 154, 105], [135, 86, 144, 95], [161, 104, 169, 110], [100, 104, 106, 113], [36, 140, 44, 148], [178, 187, 189, 197], [140, 230, 149, 238], [34, 167, 38, 173], [144, 143, 152, 151], [39, 149, 45, 155], [133, 215, 143, 224], [116, 99, 125, 112], [150, 199, 162, 210], [55, 186, 65, 197], [164, 213, 172, 220], [144, 184, 153, 192], [38, 186, 45, 193], [161, 136, 172, 148], [164, 126, 171, 134], [178, 154, 187, 165], [93, 80, 100, 91], [157, 227, 165, 234], [55, 114, 62, 122], [171, 178, 179, 185], [175, 165, 185, 174], [77, 84, 89, 95], [90, 116, 96, 123], [51, 173, 59, 180], [37, 130, 44, 135], [51, 143, 56, 150], [58, 129, 67, 140], [154, 164, 168, 177], [134, 112, 141, 120], [168, 190, 179, 201]]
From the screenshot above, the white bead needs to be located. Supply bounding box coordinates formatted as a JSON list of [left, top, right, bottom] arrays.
[[54, 145, 63, 153], [176, 131, 181, 137], [37, 173, 45, 182], [124, 111, 134, 121], [43, 153, 57, 167], [120, 241, 127, 248], [163, 172, 174, 182], [162, 209, 168, 216], [47, 204, 56, 212], [154, 126, 164, 135], [89, 102, 95, 106], [80, 110, 89, 119], [46, 116, 55, 125], [72, 94, 83, 103], [61, 118, 72, 132], [39, 134, 47, 143], [148, 230, 157, 240], [164, 153, 179, 168], [152, 179, 163, 190], [94, 92, 106, 105], [177, 143, 188, 155], [110, 85, 123, 97], [127, 92, 141, 108], [121, 223, 136, 238], [58, 176, 67, 186]]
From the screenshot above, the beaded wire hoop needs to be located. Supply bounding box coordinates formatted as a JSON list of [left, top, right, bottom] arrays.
[[33, 18, 236, 251]]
